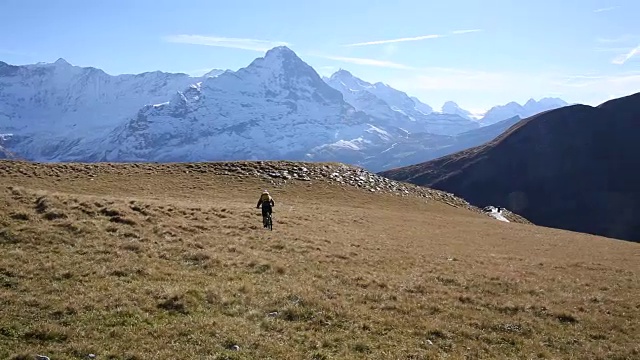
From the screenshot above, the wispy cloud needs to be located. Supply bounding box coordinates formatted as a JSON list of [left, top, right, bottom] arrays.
[[593, 6, 621, 13], [557, 72, 640, 90], [164, 35, 289, 52], [389, 68, 640, 98], [389, 68, 521, 91], [314, 54, 415, 70], [612, 45, 640, 65], [451, 29, 483, 35], [343, 34, 443, 47], [376, 66, 640, 112], [596, 35, 636, 43], [594, 47, 630, 52], [342, 28, 481, 47]]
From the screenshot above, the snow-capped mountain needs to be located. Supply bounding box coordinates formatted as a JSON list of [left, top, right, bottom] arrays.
[[441, 101, 474, 120], [323, 70, 409, 125], [325, 70, 479, 136], [480, 98, 568, 126], [203, 69, 227, 78], [90, 47, 400, 162], [0, 59, 203, 160], [410, 97, 434, 115], [0, 46, 566, 172]]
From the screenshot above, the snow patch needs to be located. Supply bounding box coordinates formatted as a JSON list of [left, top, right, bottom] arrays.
[[365, 124, 390, 137], [380, 142, 399, 154], [390, 106, 407, 116], [153, 101, 170, 108], [414, 108, 430, 116], [328, 138, 365, 150], [484, 206, 510, 222]]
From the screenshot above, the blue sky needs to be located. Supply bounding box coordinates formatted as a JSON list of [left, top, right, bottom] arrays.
[[1, 0, 639, 112]]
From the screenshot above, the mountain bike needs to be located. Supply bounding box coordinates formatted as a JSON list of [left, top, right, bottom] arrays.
[[263, 212, 273, 231]]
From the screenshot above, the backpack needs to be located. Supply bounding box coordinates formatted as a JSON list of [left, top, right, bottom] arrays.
[[260, 193, 271, 202]]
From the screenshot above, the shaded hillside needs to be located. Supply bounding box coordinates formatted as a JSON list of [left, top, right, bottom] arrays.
[[1, 160, 638, 359], [360, 116, 523, 172], [380, 92, 640, 242]]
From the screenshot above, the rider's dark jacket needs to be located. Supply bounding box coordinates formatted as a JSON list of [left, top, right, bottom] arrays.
[[256, 194, 275, 216]]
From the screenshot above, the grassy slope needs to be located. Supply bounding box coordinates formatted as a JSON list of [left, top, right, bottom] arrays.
[[0, 162, 638, 360]]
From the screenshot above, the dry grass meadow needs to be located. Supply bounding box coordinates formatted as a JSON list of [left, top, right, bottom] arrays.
[[0, 161, 638, 359]]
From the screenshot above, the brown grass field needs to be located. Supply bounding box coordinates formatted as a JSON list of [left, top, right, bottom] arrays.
[[0, 161, 638, 360]]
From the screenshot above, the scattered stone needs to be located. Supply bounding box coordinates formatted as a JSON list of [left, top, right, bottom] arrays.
[[0, 160, 531, 224]]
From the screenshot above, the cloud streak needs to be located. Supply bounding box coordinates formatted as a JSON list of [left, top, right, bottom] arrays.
[[451, 29, 483, 35], [596, 35, 635, 43], [386, 67, 640, 110], [343, 34, 443, 47], [314, 54, 415, 70], [594, 47, 631, 53], [612, 45, 640, 65], [164, 35, 289, 52], [593, 6, 621, 13], [342, 29, 481, 47]]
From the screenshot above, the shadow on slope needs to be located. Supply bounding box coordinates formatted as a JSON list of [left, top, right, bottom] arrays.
[[380, 92, 640, 242]]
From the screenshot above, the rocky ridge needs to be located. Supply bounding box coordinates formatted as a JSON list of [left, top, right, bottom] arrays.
[[0, 160, 531, 224]]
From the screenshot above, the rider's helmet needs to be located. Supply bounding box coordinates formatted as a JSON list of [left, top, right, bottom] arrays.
[[263, 189, 269, 194]]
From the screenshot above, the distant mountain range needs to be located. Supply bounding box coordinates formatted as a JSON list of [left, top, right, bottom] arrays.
[[441, 101, 475, 120], [480, 97, 569, 126], [380, 92, 640, 243], [324, 69, 479, 135], [1, 46, 570, 171]]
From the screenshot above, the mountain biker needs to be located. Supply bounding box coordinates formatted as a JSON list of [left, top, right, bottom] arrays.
[[256, 190, 275, 228]]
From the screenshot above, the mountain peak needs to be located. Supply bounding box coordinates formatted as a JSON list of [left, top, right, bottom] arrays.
[[216, 45, 344, 105], [54, 58, 71, 66], [264, 45, 297, 59], [330, 69, 354, 79], [523, 97, 568, 108], [326, 69, 373, 92], [203, 69, 225, 78], [441, 101, 472, 119], [480, 97, 569, 126], [538, 97, 568, 106], [238, 45, 320, 82], [249, 45, 310, 72]]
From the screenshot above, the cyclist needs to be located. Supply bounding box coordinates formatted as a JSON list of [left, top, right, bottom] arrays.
[[256, 190, 275, 228]]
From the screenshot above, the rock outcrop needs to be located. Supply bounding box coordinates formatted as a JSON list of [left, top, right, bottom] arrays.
[[0, 160, 531, 224]]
